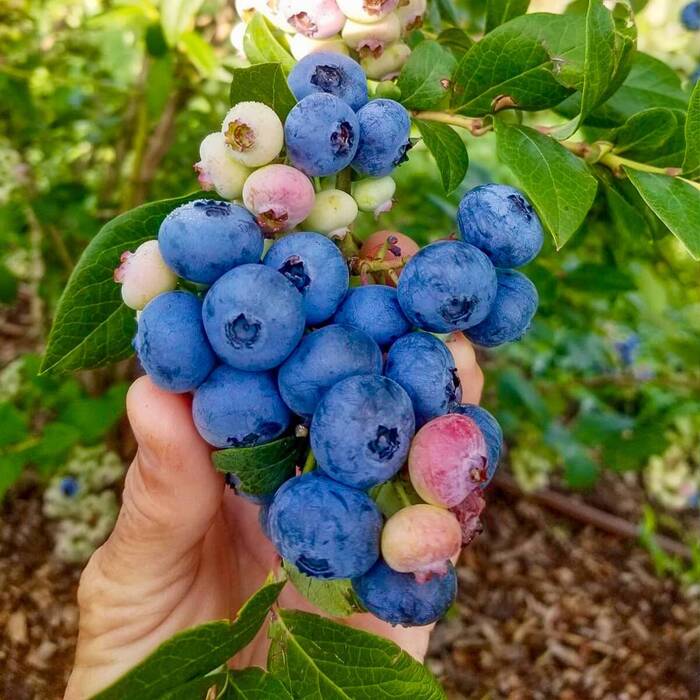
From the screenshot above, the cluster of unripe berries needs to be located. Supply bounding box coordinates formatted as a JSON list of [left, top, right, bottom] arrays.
[[114, 50, 544, 627], [232, 0, 423, 80]]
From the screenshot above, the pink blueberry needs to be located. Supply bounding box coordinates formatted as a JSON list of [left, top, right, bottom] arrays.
[[450, 489, 485, 546], [114, 240, 177, 310], [408, 413, 488, 508], [279, 0, 346, 38]]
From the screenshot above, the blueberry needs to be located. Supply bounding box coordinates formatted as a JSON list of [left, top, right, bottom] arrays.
[[158, 200, 264, 285], [681, 0, 700, 29], [450, 404, 502, 486], [287, 51, 369, 111], [135, 291, 216, 393], [351, 560, 457, 626], [397, 241, 497, 332], [278, 324, 382, 417], [311, 374, 415, 489], [263, 232, 349, 324], [268, 472, 382, 579], [193, 365, 290, 448], [285, 93, 360, 177], [59, 476, 80, 498], [352, 99, 412, 178], [202, 264, 305, 371], [333, 285, 412, 348], [457, 184, 544, 268], [384, 332, 461, 427], [466, 269, 538, 347]]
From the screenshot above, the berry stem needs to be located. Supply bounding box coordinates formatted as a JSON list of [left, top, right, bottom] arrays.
[[351, 256, 411, 274], [336, 167, 352, 194], [394, 480, 412, 508], [411, 111, 491, 136], [302, 449, 316, 474]]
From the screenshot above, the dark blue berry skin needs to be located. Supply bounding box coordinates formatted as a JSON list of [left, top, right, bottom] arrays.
[[278, 324, 382, 418], [397, 241, 497, 333], [158, 200, 264, 285], [135, 291, 216, 393], [333, 285, 412, 348], [287, 52, 369, 111], [202, 264, 305, 371], [268, 472, 382, 579], [352, 560, 457, 627], [466, 269, 538, 347], [352, 99, 412, 177], [285, 94, 360, 177], [264, 232, 349, 325], [681, 0, 700, 29], [192, 365, 290, 448], [457, 184, 544, 268], [60, 476, 80, 498], [450, 404, 502, 486], [311, 375, 415, 489], [384, 332, 461, 428]]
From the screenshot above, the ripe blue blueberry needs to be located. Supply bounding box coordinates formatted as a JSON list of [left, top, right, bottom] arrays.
[[268, 472, 382, 579], [287, 51, 369, 111], [397, 241, 497, 332], [285, 93, 359, 176], [333, 285, 412, 348], [192, 365, 290, 448], [60, 476, 80, 498], [450, 403, 502, 486], [681, 0, 700, 29], [202, 264, 305, 371], [466, 269, 538, 347], [352, 99, 412, 178], [352, 560, 457, 627], [278, 324, 382, 417], [457, 184, 544, 268], [263, 232, 349, 325], [311, 374, 415, 489], [384, 332, 461, 427], [134, 291, 216, 393], [158, 200, 264, 285]]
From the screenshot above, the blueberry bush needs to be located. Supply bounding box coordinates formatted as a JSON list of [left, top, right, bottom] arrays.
[[2, 0, 700, 695]]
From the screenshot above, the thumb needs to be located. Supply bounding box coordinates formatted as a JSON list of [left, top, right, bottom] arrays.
[[99, 376, 224, 580]]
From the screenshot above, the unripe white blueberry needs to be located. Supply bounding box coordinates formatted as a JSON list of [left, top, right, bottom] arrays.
[[195, 132, 251, 200], [336, 0, 399, 23], [260, 0, 296, 32], [342, 13, 400, 57], [230, 23, 248, 55], [279, 0, 346, 38], [235, 0, 258, 21], [396, 0, 426, 32], [360, 40, 411, 80], [352, 175, 396, 216], [289, 33, 350, 59], [114, 240, 177, 311], [221, 101, 284, 168], [302, 188, 359, 235]]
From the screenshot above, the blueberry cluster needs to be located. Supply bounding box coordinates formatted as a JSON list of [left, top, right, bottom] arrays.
[[114, 52, 545, 628]]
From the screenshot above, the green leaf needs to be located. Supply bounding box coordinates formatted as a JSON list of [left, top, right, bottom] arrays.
[[436, 28, 473, 58], [495, 122, 598, 248], [611, 108, 678, 154], [0, 402, 28, 449], [268, 610, 446, 699], [229, 63, 297, 120], [397, 41, 455, 110], [0, 454, 24, 503], [178, 30, 217, 76], [92, 579, 286, 700], [160, 0, 204, 46], [211, 437, 303, 499], [624, 168, 700, 260], [156, 673, 227, 700], [224, 669, 294, 699], [40, 192, 208, 375], [369, 478, 422, 518], [485, 0, 529, 33], [243, 14, 295, 74], [565, 262, 635, 293], [414, 120, 468, 194], [283, 561, 362, 618], [683, 81, 700, 179], [451, 13, 586, 117], [602, 180, 651, 239]]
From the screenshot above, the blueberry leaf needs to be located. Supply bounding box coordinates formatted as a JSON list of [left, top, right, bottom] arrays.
[[397, 41, 456, 110], [283, 561, 363, 617], [369, 478, 423, 518], [92, 579, 286, 700], [229, 63, 297, 121], [268, 610, 446, 699], [485, 0, 529, 33], [436, 28, 473, 58], [624, 168, 700, 260], [683, 81, 700, 179], [495, 122, 598, 248], [211, 436, 305, 498], [414, 119, 469, 194], [602, 180, 651, 239], [40, 192, 211, 375], [243, 14, 295, 74], [610, 108, 679, 154]]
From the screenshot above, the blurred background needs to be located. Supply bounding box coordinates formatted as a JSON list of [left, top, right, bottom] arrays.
[[1, 0, 699, 697]]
